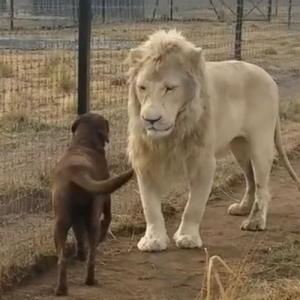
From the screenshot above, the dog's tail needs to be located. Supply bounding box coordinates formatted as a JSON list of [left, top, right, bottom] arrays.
[[71, 169, 134, 194]]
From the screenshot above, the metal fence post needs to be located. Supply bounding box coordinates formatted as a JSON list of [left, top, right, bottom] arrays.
[[102, 0, 106, 23], [234, 0, 244, 60], [10, 0, 14, 30], [288, 0, 293, 29], [170, 0, 173, 20], [78, 0, 92, 115], [72, 0, 78, 23], [267, 0, 272, 21]]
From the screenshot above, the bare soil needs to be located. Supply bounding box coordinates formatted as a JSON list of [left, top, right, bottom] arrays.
[[2, 158, 300, 300]]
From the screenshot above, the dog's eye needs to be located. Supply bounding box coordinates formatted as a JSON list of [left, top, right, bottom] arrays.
[[139, 85, 146, 91]]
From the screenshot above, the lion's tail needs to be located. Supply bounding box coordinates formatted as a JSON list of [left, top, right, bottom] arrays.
[[274, 118, 300, 191], [71, 169, 134, 195]]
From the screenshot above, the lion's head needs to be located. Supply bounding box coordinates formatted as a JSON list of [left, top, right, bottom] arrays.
[[126, 29, 208, 140]]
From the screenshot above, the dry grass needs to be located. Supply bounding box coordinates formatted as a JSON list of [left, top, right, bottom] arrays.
[[0, 61, 14, 78], [111, 75, 127, 87], [0, 20, 300, 292], [264, 47, 278, 55], [200, 239, 300, 300], [0, 112, 56, 133], [57, 70, 77, 94], [0, 218, 77, 291], [280, 96, 300, 123], [41, 54, 77, 95]]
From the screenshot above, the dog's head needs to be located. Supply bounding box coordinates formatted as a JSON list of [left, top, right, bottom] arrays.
[[71, 113, 110, 144]]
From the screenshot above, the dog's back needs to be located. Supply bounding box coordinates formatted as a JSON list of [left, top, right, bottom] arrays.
[[52, 145, 111, 224], [53, 146, 108, 190]]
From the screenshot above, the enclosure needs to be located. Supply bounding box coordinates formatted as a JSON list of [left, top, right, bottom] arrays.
[[1, 0, 300, 298]]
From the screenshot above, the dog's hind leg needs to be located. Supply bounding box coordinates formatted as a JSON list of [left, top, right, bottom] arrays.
[[85, 204, 101, 286], [54, 219, 71, 296], [98, 196, 112, 245], [72, 219, 87, 262]]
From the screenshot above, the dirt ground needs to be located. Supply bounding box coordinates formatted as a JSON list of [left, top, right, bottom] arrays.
[[2, 158, 300, 300]]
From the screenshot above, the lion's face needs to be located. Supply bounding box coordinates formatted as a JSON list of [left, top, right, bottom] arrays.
[[134, 55, 196, 139]]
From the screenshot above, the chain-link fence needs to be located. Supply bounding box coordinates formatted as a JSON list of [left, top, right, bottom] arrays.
[[0, 0, 300, 291], [1, 0, 300, 29]]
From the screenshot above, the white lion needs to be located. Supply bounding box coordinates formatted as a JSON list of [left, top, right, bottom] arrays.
[[125, 29, 300, 252]]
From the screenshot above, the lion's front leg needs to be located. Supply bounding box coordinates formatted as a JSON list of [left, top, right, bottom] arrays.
[[174, 156, 216, 249], [136, 172, 170, 252]]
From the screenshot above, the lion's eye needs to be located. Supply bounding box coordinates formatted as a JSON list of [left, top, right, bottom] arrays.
[[166, 86, 175, 92], [139, 85, 146, 91]]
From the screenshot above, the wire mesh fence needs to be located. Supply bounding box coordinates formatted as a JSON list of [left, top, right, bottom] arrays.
[[0, 1, 300, 37], [0, 4, 78, 287], [1, 0, 300, 29], [0, 0, 300, 290]]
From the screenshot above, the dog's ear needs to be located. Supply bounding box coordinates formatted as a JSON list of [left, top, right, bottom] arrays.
[[99, 119, 110, 144], [71, 116, 81, 134]]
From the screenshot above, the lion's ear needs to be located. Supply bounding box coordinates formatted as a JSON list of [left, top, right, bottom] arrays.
[[128, 48, 144, 64], [189, 47, 203, 69]]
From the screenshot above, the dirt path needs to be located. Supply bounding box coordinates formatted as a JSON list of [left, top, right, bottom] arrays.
[[3, 159, 300, 300]]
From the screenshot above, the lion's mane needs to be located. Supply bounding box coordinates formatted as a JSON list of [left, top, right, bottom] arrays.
[[126, 30, 212, 184]]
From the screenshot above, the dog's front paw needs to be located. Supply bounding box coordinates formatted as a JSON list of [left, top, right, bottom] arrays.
[[137, 233, 170, 252]]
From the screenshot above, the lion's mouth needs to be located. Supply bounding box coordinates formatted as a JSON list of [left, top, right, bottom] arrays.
[[147, 123, 174, 132]]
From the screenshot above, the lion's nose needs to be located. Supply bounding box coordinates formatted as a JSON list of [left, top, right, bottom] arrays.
[[142, 115, 162, 125]]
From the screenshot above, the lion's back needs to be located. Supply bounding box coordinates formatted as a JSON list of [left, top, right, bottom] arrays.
[[206, 60, 278, 101], [206, 60, 279, 151]]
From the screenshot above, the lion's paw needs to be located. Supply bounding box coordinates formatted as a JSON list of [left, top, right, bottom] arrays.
[[228, 203, 251, 216], [137, 234, 170, 252], [241, 217, 266, 231], [174, 233, 203, 249]]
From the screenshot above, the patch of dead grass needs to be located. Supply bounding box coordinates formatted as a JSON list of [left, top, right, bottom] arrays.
[[280, 97, 300, 123], [57, 70, 77, 94], [110, 75, 127, 86], [264, 47, 278, 55], [200, 239, 300, 300], [58, 94, 77, 113], [46, 58, 77, 95], [0, 112, 54, 132], [0, 89, 30, 116], [264, 239, 300, 275], [0, 221, 77, 293], [0, 61, 14, 78]]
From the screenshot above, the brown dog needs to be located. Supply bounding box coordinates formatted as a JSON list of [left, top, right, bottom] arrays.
[[51, 113, 133, 296]]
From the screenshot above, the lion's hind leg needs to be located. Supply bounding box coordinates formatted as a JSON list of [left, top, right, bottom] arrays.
[[228, 137, 255, 216], [240, 133, 274, 231]]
